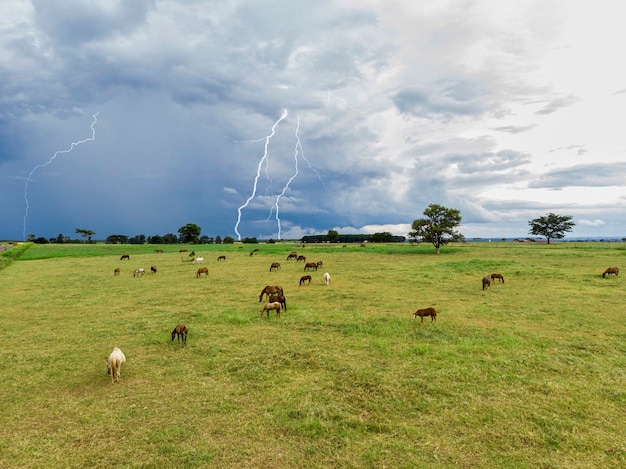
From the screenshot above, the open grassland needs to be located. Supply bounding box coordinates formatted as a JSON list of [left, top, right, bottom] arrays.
[[1, 242, 625, 468]]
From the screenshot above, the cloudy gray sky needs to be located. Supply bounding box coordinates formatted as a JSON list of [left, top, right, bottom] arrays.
[[1, 0, 625, 241]]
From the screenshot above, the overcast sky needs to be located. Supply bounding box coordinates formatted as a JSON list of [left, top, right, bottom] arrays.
[[1, 0, 625, 241]]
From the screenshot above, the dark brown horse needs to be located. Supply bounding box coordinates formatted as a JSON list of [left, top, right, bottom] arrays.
[[602, 266, 619, 278], [270, 262, 281, 272], [268, 294, 287, 311], [150, 265, 157, 274], [171, 324, 188, 345], [490, 273, 504, 283], [196, 267, 209, 278], [287, 251, 298, 260], [297, 255, 306, 262], [482, 276, 491, 290], [217, 255, 226, 261], [120, 254, 130, 261], [299, 275, 312, 286], [304, 262, 318, 271], [412, 306, 437, 323]]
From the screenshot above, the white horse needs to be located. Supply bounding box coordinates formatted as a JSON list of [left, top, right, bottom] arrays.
[[192, 257, 204, 264], [106, 347, 126, 384], [324, 272, 330, 286], [133, 268, 145, 277]]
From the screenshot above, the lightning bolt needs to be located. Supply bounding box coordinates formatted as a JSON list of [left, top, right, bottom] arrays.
[[22, 112, 99, 240], [270, 115, 302, 240], [234, 109, 288, 240]]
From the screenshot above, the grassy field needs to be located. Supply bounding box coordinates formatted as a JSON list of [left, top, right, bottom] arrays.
[[0, 241, 624, 468]]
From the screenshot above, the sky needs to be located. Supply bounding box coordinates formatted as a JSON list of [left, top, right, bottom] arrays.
[[1, 0, 625, 241]]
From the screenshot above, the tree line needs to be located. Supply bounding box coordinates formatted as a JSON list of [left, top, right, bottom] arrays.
[[26, 207, 578, 252]]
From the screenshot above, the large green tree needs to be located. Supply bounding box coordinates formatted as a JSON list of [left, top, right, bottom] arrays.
[[409, 204, 464, 254], [327, 230, 339, 243], [528, 213, 574, 244], [178, 223, 202, 243]]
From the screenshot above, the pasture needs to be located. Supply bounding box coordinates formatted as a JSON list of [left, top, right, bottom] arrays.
[[0, 241, 624, 468]]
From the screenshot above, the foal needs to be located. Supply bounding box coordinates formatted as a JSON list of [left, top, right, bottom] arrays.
[[171, 324, 188, 346]]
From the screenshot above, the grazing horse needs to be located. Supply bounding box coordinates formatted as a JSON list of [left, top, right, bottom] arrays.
[[300, 275, 312, 286], [106, 347, 126, 384], [192, 257, 204, 264], [179, 249, 188, 253], [217, 255, 226, 261], [297, 255, 306, 262], [482, 276, 491, 290], [133, 268, 145, 278], [324, 272, 330, 286], [490, 273, 504, 283], [270, 262, 281, 272], [260, 301, 282, 318], [154, 249, 164, 253], [150, 265, 157, 274], [413, 307, 437, 323], [171, 324, 188, 346], [287, 251, 298, 260], [602, 266, 619, 278], [304, 262, 318, 271], [114, 268, 120, 276], [316, 261, 323, 268], [268, 294, 287, 311], [196, 267, 209, 278], [259, 285, 284, 302], [120, 254, 130, 261]]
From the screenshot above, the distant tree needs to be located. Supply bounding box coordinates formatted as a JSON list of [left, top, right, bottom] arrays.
[[528, 213, 575, 244], [409, 204, 464, 254], [128, 234, 146, 244], [27, 234, 35, 242], [223, 236, 235, 244], [149, 235, 164, 244], [51, 233, 66, 244], [178, 223, 202, 243], [199, 235, 214, 244], [33, 237, 49, 244], [242, 237, 258, 244], [327, 230, 339, 243], [215, 235, 222, 244], [106, 234, 128, 244], [76, 228, 95, 243], [370, 232, 394, 243], [163, 233, 178, 244]]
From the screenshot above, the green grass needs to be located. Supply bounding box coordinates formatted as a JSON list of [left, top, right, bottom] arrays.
[[0, 242, 625, 468]]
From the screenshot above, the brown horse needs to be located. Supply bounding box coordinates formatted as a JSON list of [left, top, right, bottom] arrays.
[[490, 273, 504, 283], [259, 285, 284, 301], [217, 255, 226, 261], [171, 324, 188, 345], [482, 276, 491, 290], [297, 255, 306, 262], [602, 266, 619, 278], [196, 267, 209, 278], [114, 267, 120, 276], [268, 294, 287, 310], [299, 275, 312, 286], [120, 254, 130, 261], [150, 265, 157, 274], [270, 262, 281, 272], [154, 249, 164, 253], [287, 251, 298, 260], [412, 306, 437, 323], [304, 262, 318, 271]]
